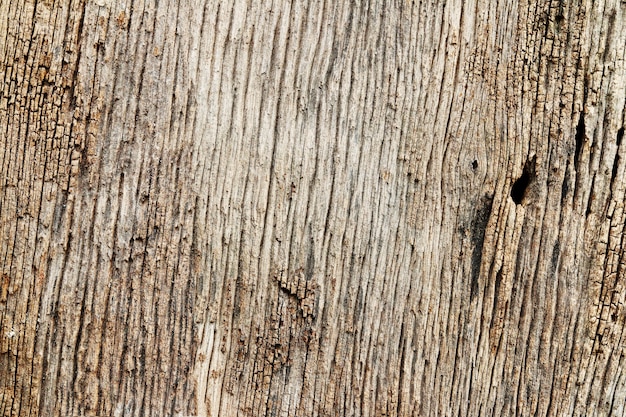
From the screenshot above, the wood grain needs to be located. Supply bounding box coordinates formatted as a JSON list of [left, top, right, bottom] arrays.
[[1, 0, 625, 416]]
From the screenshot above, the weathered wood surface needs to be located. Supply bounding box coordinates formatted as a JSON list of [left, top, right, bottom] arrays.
[[1, 0, 625, 416]]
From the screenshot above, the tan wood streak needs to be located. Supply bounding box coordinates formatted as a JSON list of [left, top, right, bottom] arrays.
[[1, 0, 625, 416]]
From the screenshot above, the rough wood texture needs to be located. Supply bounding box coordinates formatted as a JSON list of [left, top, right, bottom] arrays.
[[1, 0, 625, 416]]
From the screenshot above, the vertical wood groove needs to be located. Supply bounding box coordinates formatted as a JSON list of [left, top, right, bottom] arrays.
[[1, 0, 626, 416]]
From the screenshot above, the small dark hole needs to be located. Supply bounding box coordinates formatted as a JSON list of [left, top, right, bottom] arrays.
[[611, 154, 620, 181], [472, 160, 478, 170], [511, 156, 536, 205], [574, 113, 585, 166], [511, 171, 530, 204], [611, 128, 623, 182], [561, 168, 570, 203]]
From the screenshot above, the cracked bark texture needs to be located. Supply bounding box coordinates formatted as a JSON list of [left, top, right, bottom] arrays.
[[1, 0, 626, 416]]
